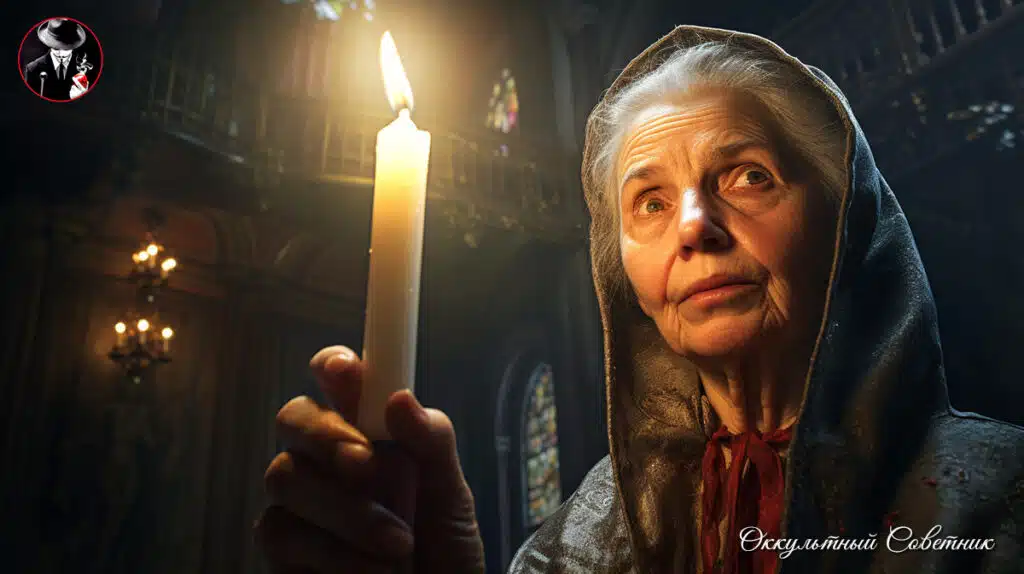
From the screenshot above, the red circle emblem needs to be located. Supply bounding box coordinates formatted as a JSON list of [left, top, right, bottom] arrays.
[[18, 16, 105, 102]]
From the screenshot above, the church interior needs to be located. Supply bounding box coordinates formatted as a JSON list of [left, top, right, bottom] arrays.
[[2, 0, 1023, 572]]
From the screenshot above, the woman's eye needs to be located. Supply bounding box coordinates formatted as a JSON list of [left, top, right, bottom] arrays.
[[735, 167, 771, 188], [643, 198, 665, 213], [634, 194, 666, 215]]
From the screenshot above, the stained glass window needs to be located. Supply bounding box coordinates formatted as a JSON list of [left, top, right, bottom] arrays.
[[280, 0, 376, 22], [522, 363, 561, 527], [487, 68, 519, 134]]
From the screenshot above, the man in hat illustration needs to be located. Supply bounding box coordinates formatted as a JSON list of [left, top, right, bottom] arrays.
[[23, 18, 88, 101]]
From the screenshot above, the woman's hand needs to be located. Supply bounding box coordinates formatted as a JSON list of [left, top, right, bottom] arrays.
[[255, 346, 486, 573]]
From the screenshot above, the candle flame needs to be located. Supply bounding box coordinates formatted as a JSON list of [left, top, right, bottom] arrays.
[[380, 31, 414, 113]]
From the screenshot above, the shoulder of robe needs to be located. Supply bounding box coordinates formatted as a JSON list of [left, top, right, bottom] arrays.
[[926, 411, 1024, 494], [910, 412, 1024, 572], [507, 456, 636, 573]]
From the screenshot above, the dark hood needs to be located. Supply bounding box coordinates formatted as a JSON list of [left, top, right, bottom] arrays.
[[581, 25, 953, 571]]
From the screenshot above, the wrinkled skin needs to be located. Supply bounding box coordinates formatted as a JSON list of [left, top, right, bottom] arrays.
[[254, 346, 486, 573], [617, 91, 835, 432]]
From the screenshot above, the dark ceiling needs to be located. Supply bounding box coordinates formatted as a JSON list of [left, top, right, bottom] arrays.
[[551, 0, 824, 37]]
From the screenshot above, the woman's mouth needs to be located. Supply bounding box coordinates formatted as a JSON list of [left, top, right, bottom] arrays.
[[680, 275, 760, 306]]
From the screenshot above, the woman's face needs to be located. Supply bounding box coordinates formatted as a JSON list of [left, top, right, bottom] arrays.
[[617, 91, 836, 360]]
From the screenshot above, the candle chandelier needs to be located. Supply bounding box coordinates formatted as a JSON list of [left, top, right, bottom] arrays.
[[109, 217, 178, 384]]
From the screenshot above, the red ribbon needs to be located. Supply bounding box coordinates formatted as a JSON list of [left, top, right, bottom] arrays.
[[700, 425, 792, 574]]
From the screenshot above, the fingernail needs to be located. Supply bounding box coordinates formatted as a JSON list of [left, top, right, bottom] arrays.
[[338, 440, 373, 461], [407, 391, 429, 424], [325, 353, 353, 371]]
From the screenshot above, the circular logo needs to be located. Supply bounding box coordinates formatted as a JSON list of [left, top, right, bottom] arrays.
[[18, 17, 104, 102]]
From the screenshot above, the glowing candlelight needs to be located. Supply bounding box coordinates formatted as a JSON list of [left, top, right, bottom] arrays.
[[161, 327, 173, 353], [114, 321, 126, 347], [161, 257, 177, 278], [358, 31, 431, 441], [137, 318, 150, 344]]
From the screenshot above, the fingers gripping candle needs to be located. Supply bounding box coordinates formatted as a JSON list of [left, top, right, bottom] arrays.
[[359, 32, 431, 441]]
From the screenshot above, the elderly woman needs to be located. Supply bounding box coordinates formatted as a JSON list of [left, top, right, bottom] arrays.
[[255, 26, 1023, 573]]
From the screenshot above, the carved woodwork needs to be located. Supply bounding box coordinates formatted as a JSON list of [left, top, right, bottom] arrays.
[[775, 0, 1024, 180]]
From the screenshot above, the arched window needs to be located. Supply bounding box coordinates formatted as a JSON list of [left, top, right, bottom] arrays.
[[486, 68, 519, 134], [520, 363, 561, 528]]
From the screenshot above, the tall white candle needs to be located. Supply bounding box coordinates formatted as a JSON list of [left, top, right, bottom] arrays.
[[359, 32, 431, 441]]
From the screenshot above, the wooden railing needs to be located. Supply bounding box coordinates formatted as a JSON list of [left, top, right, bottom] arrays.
[[774, 0, 1024, 179], [776, 0, 1023, 102], [133, 49, 582, 230], [7, 27, 583, 243]]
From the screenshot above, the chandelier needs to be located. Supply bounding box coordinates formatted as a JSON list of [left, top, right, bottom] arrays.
[[109, 223, 178, 384]]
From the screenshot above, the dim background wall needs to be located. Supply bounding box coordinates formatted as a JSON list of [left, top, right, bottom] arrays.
[[0, 181, 605, 574]]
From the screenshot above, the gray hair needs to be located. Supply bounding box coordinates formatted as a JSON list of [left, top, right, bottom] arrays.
[[584, 40, 847, 299]]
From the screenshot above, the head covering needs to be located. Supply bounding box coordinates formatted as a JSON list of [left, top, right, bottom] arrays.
[[510, 24, 1024, 574], [37, 19, 87, 51]]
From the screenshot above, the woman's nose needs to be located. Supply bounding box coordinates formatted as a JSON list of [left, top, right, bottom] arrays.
[[677, 189, 729, 254]]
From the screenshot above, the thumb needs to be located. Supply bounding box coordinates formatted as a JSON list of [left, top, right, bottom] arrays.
[[384, 391, 467, 495], [385, 391, 487, 572]]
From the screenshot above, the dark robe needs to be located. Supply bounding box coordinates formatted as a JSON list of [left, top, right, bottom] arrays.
[[509, 26, 1024, 573], [24, 52, 75, 101]]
